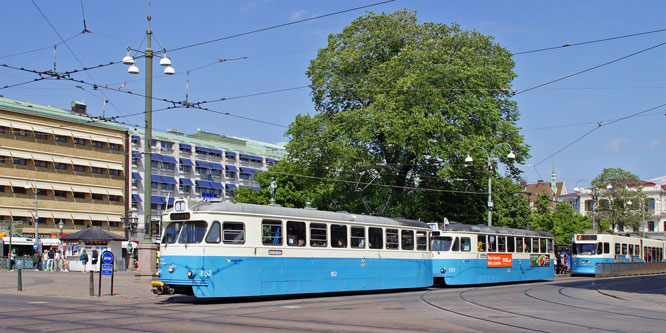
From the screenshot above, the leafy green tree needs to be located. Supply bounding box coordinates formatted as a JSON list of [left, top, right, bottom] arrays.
[[551, 202, 592, 244], [279, 9, 528, 222], [590, 168, 648, 232]]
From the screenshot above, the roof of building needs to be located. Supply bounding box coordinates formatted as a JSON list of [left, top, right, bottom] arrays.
[[61, 226, 124, 241], [0, 96, 286, 159]]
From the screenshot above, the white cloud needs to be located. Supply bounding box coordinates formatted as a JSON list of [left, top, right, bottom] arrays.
[[648, 139, 661, 149], [290, 9, 307, 21], [603, 137, 629, 151]]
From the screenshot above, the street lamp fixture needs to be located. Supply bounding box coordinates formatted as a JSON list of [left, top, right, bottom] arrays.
[[465, 145, 516, 226], [58, 220, 64, 238]]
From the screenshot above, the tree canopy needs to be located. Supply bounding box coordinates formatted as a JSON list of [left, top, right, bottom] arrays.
[[590, 168, 650, 232], [241, 10, 529, 223]]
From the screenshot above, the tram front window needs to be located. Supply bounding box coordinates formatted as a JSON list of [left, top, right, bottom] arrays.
[[162, 222, 182, 244], [178, 221, 208, 244], [575, 243, 597, 255], [431, 237, 453, 251]]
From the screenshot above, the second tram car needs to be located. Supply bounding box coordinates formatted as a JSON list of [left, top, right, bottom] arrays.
[[431, 223, 555, 285], [571, 233, 666, 275], [152, 199, 433, 298]]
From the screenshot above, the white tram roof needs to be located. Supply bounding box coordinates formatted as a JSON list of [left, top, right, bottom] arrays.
[[440, 223, 553, 238], [186, 201, 431, 229]]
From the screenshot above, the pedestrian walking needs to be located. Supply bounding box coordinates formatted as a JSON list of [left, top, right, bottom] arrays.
[[33, 251, 41, 271], [42, 249, 48, 271], [47, 248, 55, 272], [80, 249, 89, 272], [91, 247, 99, 272]]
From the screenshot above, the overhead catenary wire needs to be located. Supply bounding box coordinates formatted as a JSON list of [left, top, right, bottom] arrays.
[[168, 0, 396, 53]]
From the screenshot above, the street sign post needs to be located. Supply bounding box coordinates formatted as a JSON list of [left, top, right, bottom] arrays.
[[99, 251, 115, 296]]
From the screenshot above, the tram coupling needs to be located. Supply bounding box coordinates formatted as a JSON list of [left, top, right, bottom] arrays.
[[151, 281, 174, 295]]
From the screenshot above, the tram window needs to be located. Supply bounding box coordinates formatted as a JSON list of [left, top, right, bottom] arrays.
[[331, 224, 348, 248], [310, 223, 327, 247], [547, 239, 553, 253], [162, 222, 182, 244], [461, 237, 471, 252], [604, 242, 610, 254], [178, 221, 208, 244], [629, 244, 634, 255], [488, 235, 497, 252], [615, 244, 620, 255], [477, 235, 486, 252], [368, 227, 383, 249], [223, 222, 245, 244], [401, 230, 414, 250], [386, 229, 399, 249], [262, 220, 282, 246], [524, 237, 531, 253], [597, 243, 603, 255], [206, 221, 221, 243], [452, 237, 460, 251], [351, 226, 365, 248], [498, 236, 506, 252], [533, 238, 540, 253], [634, 245, 640, 256], [416, 231, 428, 251], [286, 221, 306, 246], [516, 237, 523, 252], [432, 237, 453, 251], [540, 239, 547, 253], [621, 244, 627, 255], [507, 237, 515, 253]]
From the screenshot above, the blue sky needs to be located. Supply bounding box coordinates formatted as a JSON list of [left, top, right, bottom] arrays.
[[1, 0, 665, 189]]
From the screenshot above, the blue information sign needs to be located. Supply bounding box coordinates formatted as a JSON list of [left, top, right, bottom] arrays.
[[102, 264, 113, 276], [101, 251, 114, 264], [33, 242, 38, 250]]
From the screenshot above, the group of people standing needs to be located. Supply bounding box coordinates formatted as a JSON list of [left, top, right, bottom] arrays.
[[28, 246, 99, 272], [554, 251, 569, 275]]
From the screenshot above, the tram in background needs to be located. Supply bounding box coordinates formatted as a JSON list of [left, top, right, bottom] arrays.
[[430, 223, 555, 285], [152, 199, 433, 298], [571, 233, 666, 275]]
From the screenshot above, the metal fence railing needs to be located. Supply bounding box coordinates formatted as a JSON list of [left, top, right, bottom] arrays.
[[1, 256, 34, 270], [595, 262, 666, 278]]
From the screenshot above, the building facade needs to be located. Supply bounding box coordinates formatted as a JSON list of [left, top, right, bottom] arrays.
[[0, 97, 128, 242], [559, 180, 666, 237]]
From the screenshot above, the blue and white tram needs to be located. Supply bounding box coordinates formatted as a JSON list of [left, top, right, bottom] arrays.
[[431, 223, 555, 285], [571, 234, 666, 275], [152, 199, 433, 297]]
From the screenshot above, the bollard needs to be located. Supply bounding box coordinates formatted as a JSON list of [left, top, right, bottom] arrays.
[[17, 268, 22, 291], [89, 271, 94, 296]]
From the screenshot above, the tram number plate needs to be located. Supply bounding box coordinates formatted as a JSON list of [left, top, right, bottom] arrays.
[[448, 268, 455, 273], [200, 270, 212, 277]]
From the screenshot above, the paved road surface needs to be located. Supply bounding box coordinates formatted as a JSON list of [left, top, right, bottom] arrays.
[[1, 270, 665, 332]]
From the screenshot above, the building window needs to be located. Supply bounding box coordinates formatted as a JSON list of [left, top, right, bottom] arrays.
[[55, 163, 67, 170], [225, 171, 236, 178], [92, 141, 104, 148], [240, 173, 251, 180], [91, 167, 103, 174], [151, 160, 159, 168], [55, 135, 67, 142], [73, 138, 86, 145], [34, 160, 48, 168], [54, 190, 67, 198], [34, 132, 49, 140], [13, 129, 27, 136], [13, 158, 27, 165], [73, 165, 86, 172], [0, 156, 4, 163], [161, 142, 173, 150], [92, 193, 104, 200], [73, 192, 86, 199], [179, 185, 191, 193], [12, 186, 27, 194], [109, 195, 121, 202], [132, 179, 140, 188], [132, 157, 138, 166], [648, 221, 655, 232], [109, 169, 120, 176], [151, 182, 158, 189], [179, 165, 191, 173], [109, 143, 121, 150], [162, 163, 175, 171]]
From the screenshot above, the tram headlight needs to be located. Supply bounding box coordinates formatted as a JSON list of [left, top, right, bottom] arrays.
[[440, 268, 446, 274], [155, 270, 161, 277], [187, 270, 194, 278], [168, 264, 175, 273]]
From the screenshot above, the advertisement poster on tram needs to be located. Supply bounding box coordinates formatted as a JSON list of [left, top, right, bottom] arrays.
[[487, 254, 512, 267], [530, 254, 551, 267]]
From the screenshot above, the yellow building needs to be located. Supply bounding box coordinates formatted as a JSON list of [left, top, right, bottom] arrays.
[[0, 98, 127, 239]]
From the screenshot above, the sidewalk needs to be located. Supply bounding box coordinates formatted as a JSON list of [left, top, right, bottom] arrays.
[[0, 269, 160, 302]]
